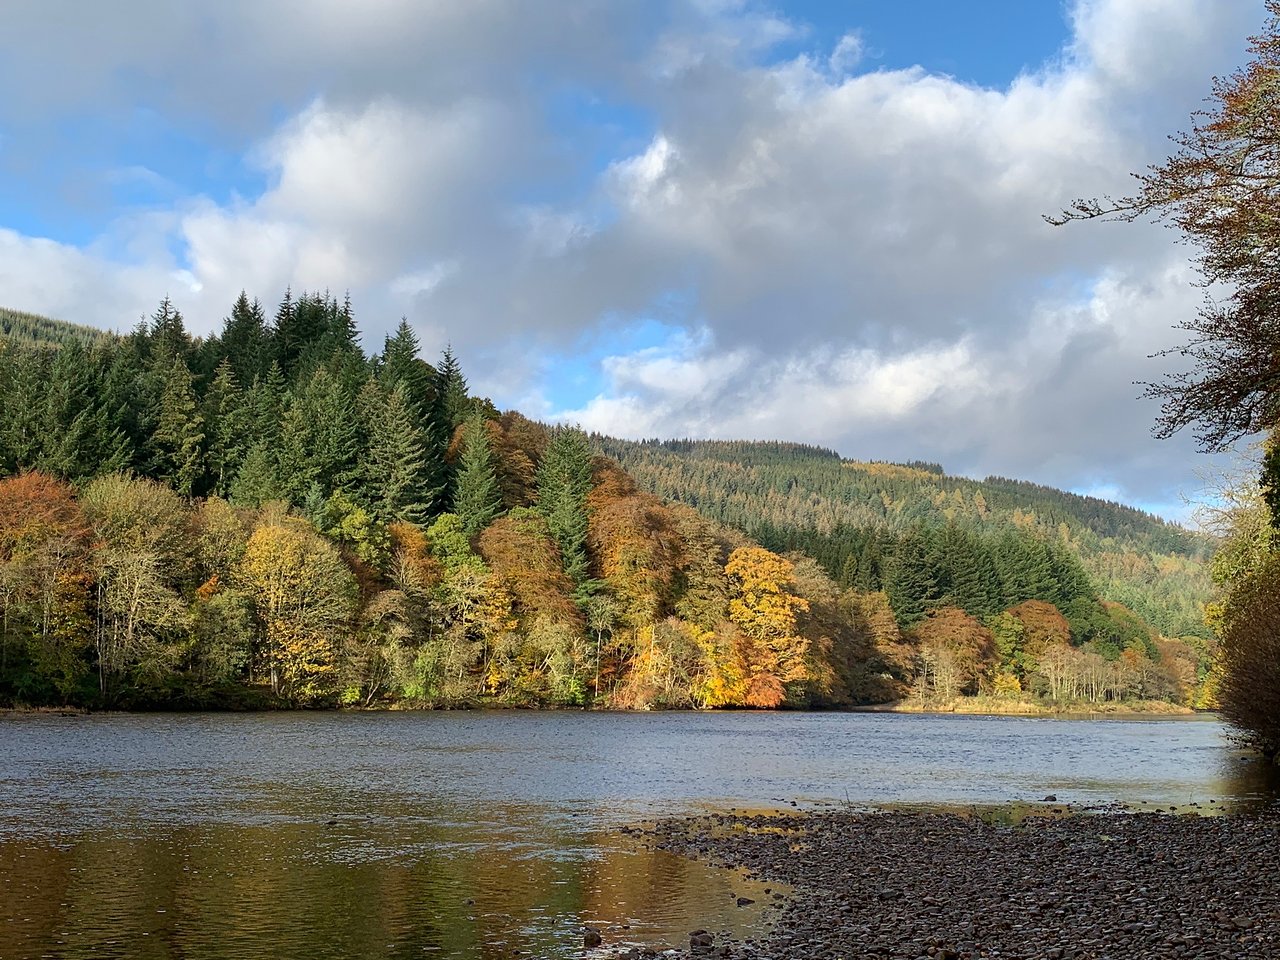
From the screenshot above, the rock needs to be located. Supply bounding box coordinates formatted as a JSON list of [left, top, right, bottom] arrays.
[[690, 930, 715, 950], [736, 896, 755, 906], [583, 928, 602, 948]]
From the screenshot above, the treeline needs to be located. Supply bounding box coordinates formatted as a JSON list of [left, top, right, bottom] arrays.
[[0, 307, 115, 350], [595, 438, 1214, 642], [0, 296, 1212, 711]]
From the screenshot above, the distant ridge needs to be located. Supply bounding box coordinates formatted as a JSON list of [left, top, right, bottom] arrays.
[[595, 435, 1212, 640], [0, 307, 118, 349]]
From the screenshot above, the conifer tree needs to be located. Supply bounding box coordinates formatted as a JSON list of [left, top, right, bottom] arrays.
[[277, 365, 360, 503], [433, 346, 470, 432], [885, 531, 939, 629], [363, 382, 438, 524], [231, 443, 284, 506], [150, 358, 206, 496], [222, 292, 269, 386], [379, 319, 434, 416], [536, 425, 593, 587], [453, 414, 503, 538], [40, 342, 128, 481], [204, 361, 249, 497], [149, 296, 191, 367]]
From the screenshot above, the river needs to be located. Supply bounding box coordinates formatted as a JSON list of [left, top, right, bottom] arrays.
[[0, 711, 1271, 959]]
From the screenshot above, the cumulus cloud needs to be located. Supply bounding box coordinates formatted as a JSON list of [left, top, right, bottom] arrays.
[[0, 0, 1267, 515]]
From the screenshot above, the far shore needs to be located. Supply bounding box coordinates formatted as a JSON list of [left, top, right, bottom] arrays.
[[851, 696, 1199, 718], [1, 699, 1204, 718]]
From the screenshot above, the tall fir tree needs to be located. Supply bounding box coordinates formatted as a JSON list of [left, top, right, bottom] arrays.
[[150, 357, 206, 496], [433, 346, 470, 432], [453, 413, 503, 538], [203, 360, 249, 497], [149, 296, 191, 367], [364, 382, 437, 524], [277, 365, 361, 504], [222, 292, 270, 386], [536, 425, 593, 587]]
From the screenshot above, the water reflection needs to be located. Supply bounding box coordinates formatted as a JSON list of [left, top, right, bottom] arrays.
[[0, 711, 1273, 958], [0, 823, 776, 959]]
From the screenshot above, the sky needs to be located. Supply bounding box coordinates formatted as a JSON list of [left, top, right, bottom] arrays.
[[0, 0, 1267, 522]]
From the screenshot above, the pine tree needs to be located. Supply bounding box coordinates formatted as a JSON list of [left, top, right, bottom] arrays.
[[884, 531, 939, 629], [149, 296, 191, 366], [433, 346, 470, 432], [204, 361, 249, 497], [277, 365, 360, 504], [230, 442, 283, 507], [150, 358, 206, 496], [379, 318, 434, 416], [222, 292, 269, 386], [536, 425, 593, 587], [39, 341, 128, 481], [363, 382, 439, 524], [453, 414, 503, 538], [247, 361, 287, 443]]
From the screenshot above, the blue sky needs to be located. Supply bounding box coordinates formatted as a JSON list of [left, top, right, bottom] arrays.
[[0, 0, 1266, 520]]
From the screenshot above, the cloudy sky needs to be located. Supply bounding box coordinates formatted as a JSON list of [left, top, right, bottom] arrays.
[[0, 0, 1265, 520]]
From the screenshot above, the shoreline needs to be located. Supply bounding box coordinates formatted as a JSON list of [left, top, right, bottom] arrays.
[[625, 807, 1280, 959], [0, 699, 1203, 718], [851, 697, 1199, 719]]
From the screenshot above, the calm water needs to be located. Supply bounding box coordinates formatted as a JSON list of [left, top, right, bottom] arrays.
[[0, 711, 1272, 959]]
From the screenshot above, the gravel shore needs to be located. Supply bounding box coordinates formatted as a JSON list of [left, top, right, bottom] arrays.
[[626, 807, 1280, 960]]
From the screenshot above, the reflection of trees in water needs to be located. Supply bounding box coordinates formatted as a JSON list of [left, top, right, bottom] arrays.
[[1216, 749, 1280, 809]]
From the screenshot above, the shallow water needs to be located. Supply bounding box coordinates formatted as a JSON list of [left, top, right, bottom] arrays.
[[0, 711, 1272, 958]]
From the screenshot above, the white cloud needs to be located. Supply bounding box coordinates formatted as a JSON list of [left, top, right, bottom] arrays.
[[0, 0, 1265, 514]]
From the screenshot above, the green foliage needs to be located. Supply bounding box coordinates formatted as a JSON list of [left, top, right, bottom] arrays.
[[536, 426, 593, 589], [453, 415, 503, 538]]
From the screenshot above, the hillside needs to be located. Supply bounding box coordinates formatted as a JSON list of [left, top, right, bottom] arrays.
[[595, 437, 1214, 643], [0, 297, 1216, 713], [0, 307, 119, 349]]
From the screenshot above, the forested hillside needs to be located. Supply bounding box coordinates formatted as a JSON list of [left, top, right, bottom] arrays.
[[596, 438, 1213, 642], [0, 298, 1214, 712]]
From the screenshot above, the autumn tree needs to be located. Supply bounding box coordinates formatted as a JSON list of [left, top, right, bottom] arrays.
[[725, 546, 810, 707], [910, 606, 996, 704], [237, 514, 358, 704], [80, 475, 193, 700], [0, 473, 94, 701]]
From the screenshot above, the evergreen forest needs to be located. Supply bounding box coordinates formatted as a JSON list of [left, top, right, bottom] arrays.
[[0, 295, 1216, 712]]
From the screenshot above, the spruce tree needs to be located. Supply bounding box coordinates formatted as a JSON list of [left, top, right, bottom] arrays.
[[40, 341, 128, 481], [363, 382, 439, 524], [884, 531, 939, 629], [230, 442, 284, 506], [222, 292, 269, 386], [277, 365, 360, 504], [150, 357, 206, 496], [453, 414, 502, 538], [204, 360, 249, 497], [433, 346, 470, 432], [149, 296, 191, 366], [536, 425, 593, 587], [379, 318, 434, 416]]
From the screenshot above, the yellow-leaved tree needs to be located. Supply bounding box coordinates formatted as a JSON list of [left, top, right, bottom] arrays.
[[725, 546, 809, 708], [237, 515, 357, 705]]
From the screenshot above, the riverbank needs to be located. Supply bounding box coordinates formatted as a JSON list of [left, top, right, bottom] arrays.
[[856, 696, 1197, 717], [626, 807, 1280, 959]]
